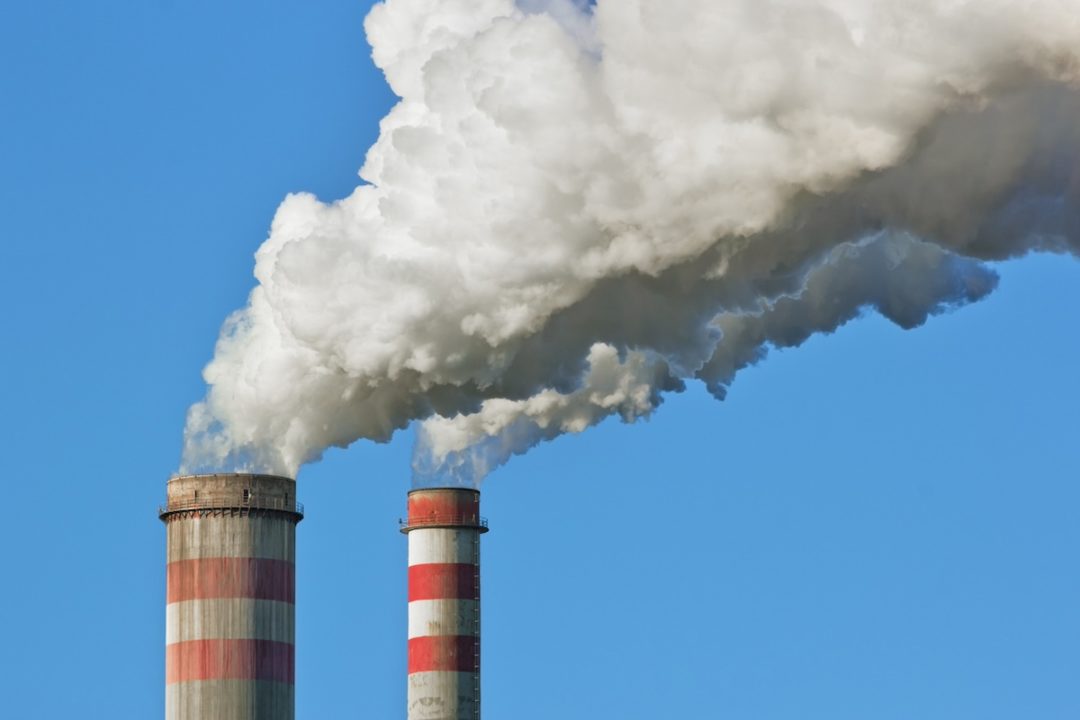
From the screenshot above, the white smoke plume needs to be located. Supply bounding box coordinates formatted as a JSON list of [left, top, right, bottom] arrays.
[[413, 343, 683, 485], [181, 0, 1080, 485]]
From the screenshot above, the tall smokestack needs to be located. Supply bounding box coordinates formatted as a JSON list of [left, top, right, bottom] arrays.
[[160, 473, 303, 720], [401, 488, 488, 719]]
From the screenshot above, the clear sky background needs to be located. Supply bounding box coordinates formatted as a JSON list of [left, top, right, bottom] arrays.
[[1, 2, 1078, 718]]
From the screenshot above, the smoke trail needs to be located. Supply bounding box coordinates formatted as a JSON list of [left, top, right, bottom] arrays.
[[413, 343, 683, 486], [181, 0, 1080, 484]]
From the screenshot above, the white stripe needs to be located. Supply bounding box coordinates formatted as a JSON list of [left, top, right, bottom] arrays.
[[408, 599, 480, 639], [408, 528, 480, 566], [407, 672, 479, 720], [167, 517, 296, 562], [166, 599, 295, 644], [166, 680, 294, 719]]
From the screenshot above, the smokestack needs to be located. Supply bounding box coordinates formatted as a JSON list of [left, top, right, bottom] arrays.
[[401, 488, 488, 719], [159, 473, 303, 720]]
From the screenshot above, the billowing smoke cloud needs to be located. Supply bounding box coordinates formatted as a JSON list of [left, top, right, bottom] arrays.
[[181, 0, 1080, 485]]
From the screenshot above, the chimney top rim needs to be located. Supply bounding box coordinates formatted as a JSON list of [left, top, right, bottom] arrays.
[[407, 486, 481, 496], [168, 472, 296, 484]]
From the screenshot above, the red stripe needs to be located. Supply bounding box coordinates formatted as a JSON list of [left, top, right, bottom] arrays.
[[408, 563, 478, 602], [408, 635, 479, 674], [408, 490, 480, 526], [166, 639, 294, 684], [167, 558, 294, 603]]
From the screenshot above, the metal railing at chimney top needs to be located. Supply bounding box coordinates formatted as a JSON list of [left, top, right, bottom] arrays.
[[399, 515, 488, 530], [159, 494, 304, 517]]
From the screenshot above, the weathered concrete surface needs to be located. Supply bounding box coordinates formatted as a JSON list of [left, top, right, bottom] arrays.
[[167, 515, 296, 562], [166, 473, 298, 512], [165, 679, 294, 719], [408, 672, 480, 720], [167, 599, 295, 643], [408, 599, 480, 638], [163, 474, 300, 720]]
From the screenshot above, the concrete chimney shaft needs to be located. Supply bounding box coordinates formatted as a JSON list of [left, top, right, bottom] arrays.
[[160, 473, 303, 720], [401, 488, 488, 720]]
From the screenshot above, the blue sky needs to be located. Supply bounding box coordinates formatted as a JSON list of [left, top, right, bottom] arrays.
[[1, 1, 1078, 717]]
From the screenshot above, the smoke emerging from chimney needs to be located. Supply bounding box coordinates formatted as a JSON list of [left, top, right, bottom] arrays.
[[181, 0, 1080, 486]]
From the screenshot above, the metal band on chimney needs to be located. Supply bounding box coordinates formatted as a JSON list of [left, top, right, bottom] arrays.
[[402, 488, 487, 720], [160, 473, 303, 720]]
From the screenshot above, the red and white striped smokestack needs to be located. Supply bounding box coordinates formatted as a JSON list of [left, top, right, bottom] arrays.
[[401, 488, 488, 720], [160, 473, 303, 720]]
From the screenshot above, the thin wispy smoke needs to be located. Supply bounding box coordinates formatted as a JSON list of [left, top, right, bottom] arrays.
[[181, 0, 1080, 485]]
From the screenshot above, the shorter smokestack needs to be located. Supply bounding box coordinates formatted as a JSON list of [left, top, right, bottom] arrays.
[[401, 488, 488, 720], [160, 473, 303, 720]]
